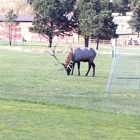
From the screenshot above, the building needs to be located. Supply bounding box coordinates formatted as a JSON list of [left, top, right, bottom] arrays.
[[0, 13, 138, 45], [0, 15, 78, 43], [113, 12, 139, 46], [0, 15, 34, 41]]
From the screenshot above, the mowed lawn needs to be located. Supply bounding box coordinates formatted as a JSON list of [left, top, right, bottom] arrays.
[[0, 99, 140, 140], [0, 46, 140, 140]]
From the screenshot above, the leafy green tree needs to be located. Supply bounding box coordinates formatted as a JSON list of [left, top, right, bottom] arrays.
[[27, 0, 34, 5], [93, 10, 118, 49], [74, 0, 97, 47], [128, 1, 140, 37], [74, 0, 118, 49], [113, 0, 131, 15], [130, 0, 139, 10], [100, 0, 114, 11], [3, 9, 19, 46], [29, 0, 75, 47]]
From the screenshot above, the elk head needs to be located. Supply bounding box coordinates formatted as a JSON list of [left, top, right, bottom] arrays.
[[65, 60, 74, 75], [63, 43, 75, 75], [50, 44, 74, 75]]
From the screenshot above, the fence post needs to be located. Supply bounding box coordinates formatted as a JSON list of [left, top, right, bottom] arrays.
[[111, 38, 117, 58]]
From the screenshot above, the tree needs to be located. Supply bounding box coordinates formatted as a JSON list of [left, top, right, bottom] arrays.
[[74, 0, 118, 49], [100, 0, 115, 11], [27, 0, 34, 5], [94, 10, 118, 49], [113, 0, 131, 15], [29, 0, 75, 47], [130, 0, 139, 10], [74, 0, 98, 47], [74, 0, 101, 47], [0, 9, 21, 46], [128, 1, 140, 37]]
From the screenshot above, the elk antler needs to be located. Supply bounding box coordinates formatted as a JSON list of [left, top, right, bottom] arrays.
[[50, 44, 59, 62], [68, 42, 73, 53], [58, 67, 65, 71], [50, 44, 65, 70]]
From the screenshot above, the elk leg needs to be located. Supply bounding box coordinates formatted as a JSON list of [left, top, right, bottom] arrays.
[[91, 62, 95, 76], [85, 61, 91, 76], [71, 63, 75, 75], [77, 62, 80, 76]]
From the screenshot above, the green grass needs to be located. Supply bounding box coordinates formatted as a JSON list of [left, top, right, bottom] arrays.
[[0, 99, 140, 140], [118, 46, 140, 54], [0, 45, 140, 139], [0, 50, 111, 110], [0, 100, 140, 140], [0, 41, 113, 53]]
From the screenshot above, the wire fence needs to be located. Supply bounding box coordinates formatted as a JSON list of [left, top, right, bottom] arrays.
[[107, 51, 140, 94], [106, 53, 120, 93]]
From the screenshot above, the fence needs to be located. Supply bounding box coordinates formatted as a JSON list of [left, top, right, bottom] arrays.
[[107, 51, 140, 94], [0, 34, 111, 46], [90, 39, 111, 44], [106, 53, 120, 93]]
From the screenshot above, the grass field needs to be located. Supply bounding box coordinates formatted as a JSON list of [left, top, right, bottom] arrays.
[[0, 44, 140, 140]]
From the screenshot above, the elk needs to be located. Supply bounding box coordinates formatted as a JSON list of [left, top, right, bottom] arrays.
[[51, 45, 96, 76]]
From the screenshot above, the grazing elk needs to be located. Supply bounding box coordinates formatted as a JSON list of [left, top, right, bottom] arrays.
[[51, 45, 96, 76]]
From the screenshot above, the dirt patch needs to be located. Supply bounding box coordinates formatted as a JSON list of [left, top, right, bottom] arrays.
[[0, 46, 69, 54]]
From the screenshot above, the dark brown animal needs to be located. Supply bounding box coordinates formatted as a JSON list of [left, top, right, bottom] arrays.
[[51, 46, 96, 76]]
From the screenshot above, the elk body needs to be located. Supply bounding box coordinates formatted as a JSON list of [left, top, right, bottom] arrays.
[[64, 47, 96, 76], [51, 46, 96, 76]]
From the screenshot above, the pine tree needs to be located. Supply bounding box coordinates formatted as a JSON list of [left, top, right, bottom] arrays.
[[29, 0, 75, 47], [130, 0, 139, 10], [93, 10, 118, 49], [100, 0, 114, 11], [27, 0, 34, 5], [75, 0, 97, 47], [74, 0, 118, 49], [113, 0, 130, 15], [128, 1, 140, 37]]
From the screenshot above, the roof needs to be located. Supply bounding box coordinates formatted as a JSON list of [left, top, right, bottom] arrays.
[[0, 15, 34, 22]]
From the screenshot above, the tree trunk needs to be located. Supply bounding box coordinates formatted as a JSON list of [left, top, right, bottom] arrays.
[[48, 34, 53, 47], [48, 22, 53, 48], [9, 25, 12, 46], [84, 36, 89, 47], [138, 32, 139, 38], [96, 37, 99, 50], [48, 38, 52, 47], [9, 40, 12, 46], [9, 34, 12, 46]]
